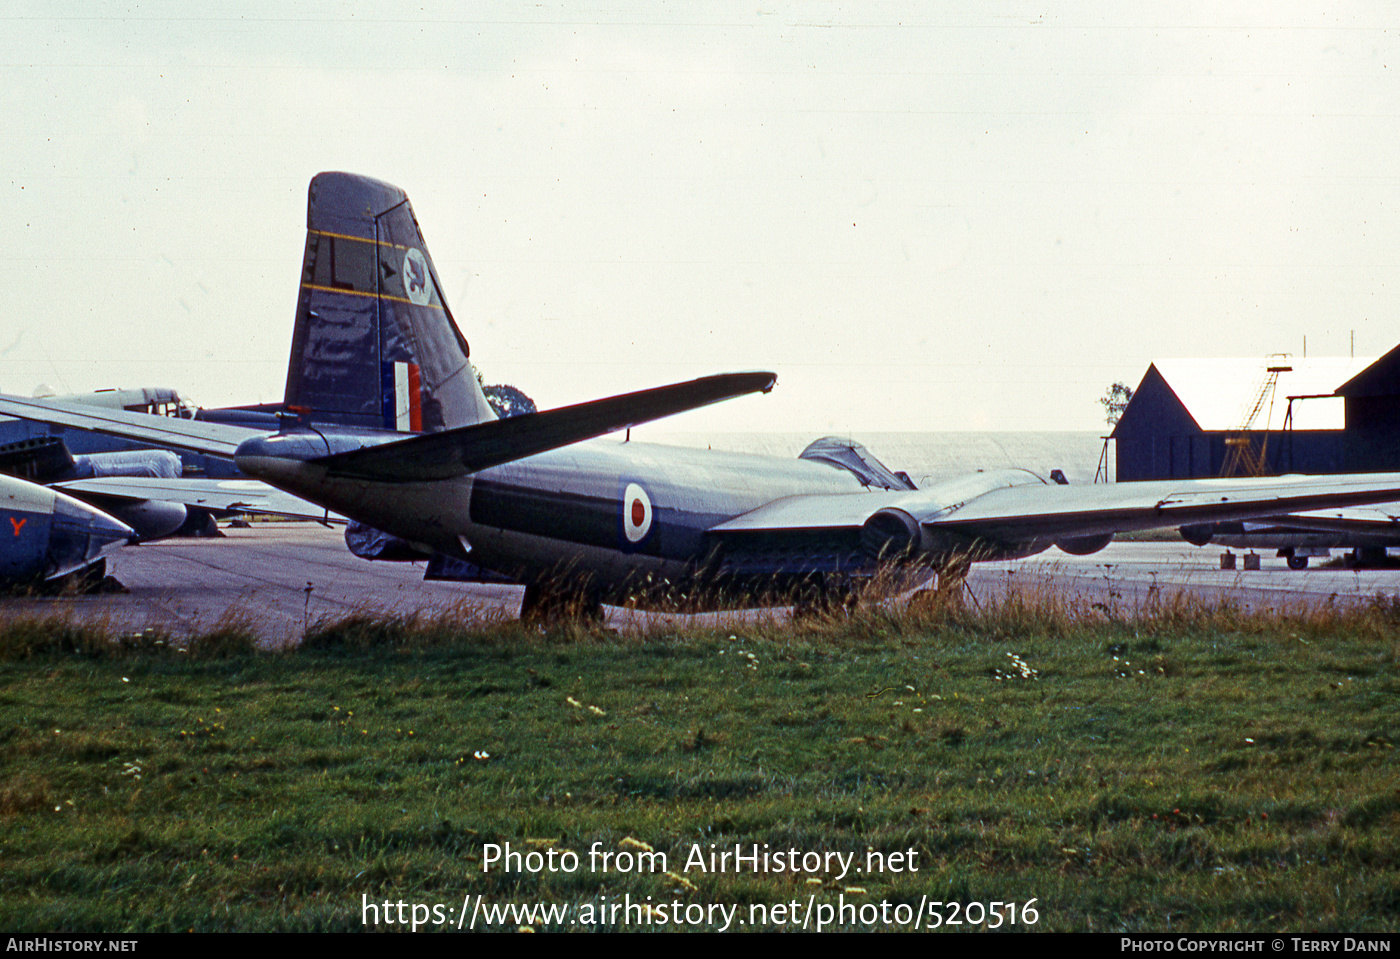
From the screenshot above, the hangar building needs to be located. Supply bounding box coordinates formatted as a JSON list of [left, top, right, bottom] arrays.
[[1111, 344, 1400, 481]]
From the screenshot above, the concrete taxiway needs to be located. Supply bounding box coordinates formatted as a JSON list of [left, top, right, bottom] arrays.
[[2, 523, 1397, 643], [968, 541, 1400, 614], [0, 523, 520, 645]]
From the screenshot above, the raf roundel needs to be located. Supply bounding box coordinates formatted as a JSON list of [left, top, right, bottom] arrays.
[[622, 483, 653, 544], [402, 248, 433, 305]]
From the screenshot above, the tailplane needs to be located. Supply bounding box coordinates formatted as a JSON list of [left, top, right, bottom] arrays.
[[282, 172, 496, 432]]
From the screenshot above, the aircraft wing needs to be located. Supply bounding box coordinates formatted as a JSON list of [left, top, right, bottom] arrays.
[[710, 473, 1400, 543], [1246, 502, 1400, 535], [304, 371, 779, 481], [925, 475, 1400, 541], [54, 477, 344, 522], [0, 393, 259, 458]]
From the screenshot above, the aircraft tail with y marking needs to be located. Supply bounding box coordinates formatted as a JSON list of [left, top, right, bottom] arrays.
[[282, 172, 497, 433]]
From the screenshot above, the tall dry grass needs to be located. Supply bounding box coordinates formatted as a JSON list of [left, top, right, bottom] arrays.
[[2, 558, 1399, 660]]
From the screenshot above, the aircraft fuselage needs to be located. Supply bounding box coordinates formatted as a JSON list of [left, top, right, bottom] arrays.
[[237, 432, 1055, 603], [241, 437, 854, 575]]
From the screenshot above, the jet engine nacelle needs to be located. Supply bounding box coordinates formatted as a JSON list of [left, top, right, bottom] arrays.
[[0, 476, 134, 583], [1055, 532, 1114, 555], [861, 506, 1052, 563], [99, 498, 188, 542], [66, 450, 188, 540], [860, 508, 923, 561], [1178, 524, 1216, 547]]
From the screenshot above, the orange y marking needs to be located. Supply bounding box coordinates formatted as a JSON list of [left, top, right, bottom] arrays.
[[10, 517, 27, 536]]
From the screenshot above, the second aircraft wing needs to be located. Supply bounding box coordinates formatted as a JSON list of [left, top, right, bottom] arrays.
[[54, 477, 344, 522], [710, 471, 1400, 546], [1232, 502, 1400, 535], [0, 393, 260, 458]]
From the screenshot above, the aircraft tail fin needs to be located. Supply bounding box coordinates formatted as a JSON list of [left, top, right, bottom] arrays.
[[282, 172, 496, 432]]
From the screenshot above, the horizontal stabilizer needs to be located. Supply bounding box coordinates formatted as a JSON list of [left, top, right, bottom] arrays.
[[311, 371, 778, 482]]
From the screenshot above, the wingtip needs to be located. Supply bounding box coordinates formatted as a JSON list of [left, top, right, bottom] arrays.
[[731, 370, 778, 394]]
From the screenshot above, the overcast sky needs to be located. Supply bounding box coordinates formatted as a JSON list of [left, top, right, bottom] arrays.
[[3, 2, 1398, 433]]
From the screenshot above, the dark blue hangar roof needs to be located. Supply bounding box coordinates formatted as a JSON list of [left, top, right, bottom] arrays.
[[1112, 348, 1400, 481]]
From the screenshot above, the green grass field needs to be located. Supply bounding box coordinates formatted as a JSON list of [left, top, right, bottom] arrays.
[[1, 593, 1397, 932]]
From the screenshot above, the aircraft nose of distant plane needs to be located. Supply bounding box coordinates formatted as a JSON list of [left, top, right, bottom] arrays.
[[47, 491, 136, 578]]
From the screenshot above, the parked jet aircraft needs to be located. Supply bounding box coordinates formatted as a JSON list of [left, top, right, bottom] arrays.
[[0, 426, 336, 542], [0, 387, 335, 539], [0, 472, 133, 588], [0, 388, 221, 539], [1, 333, 524, 553], [10, 172, 1400, 617]]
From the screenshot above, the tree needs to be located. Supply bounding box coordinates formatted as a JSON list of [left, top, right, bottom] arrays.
[[482, 383, 537, 419], [1099, 381, 1134, 426], [475, 369, 538, 419]]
